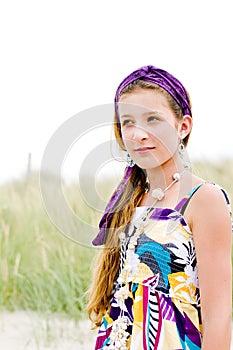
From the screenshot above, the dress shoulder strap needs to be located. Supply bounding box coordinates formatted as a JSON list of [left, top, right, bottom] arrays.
[[175, 182, 232, 219], [175, 183, 205, 215]]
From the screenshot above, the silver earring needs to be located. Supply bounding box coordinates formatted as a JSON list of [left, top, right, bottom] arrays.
[[127, 153, 135, 167], [178, 140, 191, 169], [178, 140, 185, 156]]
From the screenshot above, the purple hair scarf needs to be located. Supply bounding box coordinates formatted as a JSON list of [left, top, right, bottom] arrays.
[[92, 65, 191, 246], [115, 65, 192, 119], [92, 166, 133, 246]]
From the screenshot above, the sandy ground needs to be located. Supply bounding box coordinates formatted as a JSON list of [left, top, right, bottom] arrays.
[[0, 311, 97, 350], [0, 311, 232, 349]]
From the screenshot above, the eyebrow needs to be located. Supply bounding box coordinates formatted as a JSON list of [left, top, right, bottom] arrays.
[[119, 110, 163, 119], [119, 114, 132, 119]]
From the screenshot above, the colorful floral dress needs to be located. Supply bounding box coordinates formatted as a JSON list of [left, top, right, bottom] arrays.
[[94, 184, 231, 350]]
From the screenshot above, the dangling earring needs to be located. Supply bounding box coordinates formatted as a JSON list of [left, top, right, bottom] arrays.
[[178, 139, 191, 169], [127, 153, 135, 167], [178, 139, 185, 157]]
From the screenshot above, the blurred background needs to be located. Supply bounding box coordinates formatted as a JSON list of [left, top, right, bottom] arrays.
[[1, 0, 233, 185], [0, 0, 232, 348]]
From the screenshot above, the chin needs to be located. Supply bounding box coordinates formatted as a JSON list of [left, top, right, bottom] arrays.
[[135, 156, 174, 170], [135, 161, 160, 170]]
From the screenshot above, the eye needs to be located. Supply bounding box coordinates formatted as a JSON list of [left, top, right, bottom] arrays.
[[121, 119, 134, 126], [147, 116, 159, 122]]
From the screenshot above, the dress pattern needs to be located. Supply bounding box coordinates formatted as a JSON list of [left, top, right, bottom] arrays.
[[94, 184, 231, 350]]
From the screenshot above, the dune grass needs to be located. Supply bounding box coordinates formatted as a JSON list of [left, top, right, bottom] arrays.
[[0, 160, 232, 320], [0, 174, 95, 320]]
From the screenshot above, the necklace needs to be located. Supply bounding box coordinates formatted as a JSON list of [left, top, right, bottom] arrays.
[[147, 172, 181, 200], [107, 171, 184, 349]]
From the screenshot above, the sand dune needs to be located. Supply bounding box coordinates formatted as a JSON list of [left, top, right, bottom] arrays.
[[0, 311, 96, 350], [0, 311, 232, 349]]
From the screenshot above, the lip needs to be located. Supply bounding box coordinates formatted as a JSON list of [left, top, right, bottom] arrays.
[[134, 146, 155, 153]]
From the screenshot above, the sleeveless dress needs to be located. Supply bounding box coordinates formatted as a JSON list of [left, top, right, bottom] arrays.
[[94, 183, 232, 350]]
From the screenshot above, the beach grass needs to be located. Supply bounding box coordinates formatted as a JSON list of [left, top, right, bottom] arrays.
[[0, 159, 232, 321], [0, 173, 95, 320]]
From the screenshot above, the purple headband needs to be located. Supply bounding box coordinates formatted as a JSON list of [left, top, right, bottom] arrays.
[[92, 65, 191, 246], [114, 65, 192, 118]]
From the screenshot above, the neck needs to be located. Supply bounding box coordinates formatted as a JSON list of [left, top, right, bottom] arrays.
[[145, 157, 185, 191]]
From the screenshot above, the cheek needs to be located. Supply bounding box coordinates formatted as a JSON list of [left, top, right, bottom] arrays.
[[152, 124, 179, 153], [120, 127, 134, 145]]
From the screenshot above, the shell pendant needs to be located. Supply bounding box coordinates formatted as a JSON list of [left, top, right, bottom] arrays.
[[151, 188, 165, 200]]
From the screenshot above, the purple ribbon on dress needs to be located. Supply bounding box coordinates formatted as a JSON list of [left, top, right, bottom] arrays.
[[149, 208, 187, 227], [114, 65, 192, 119]]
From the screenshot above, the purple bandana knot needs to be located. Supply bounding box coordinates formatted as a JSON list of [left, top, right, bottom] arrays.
[[92, 166, 133, 246]]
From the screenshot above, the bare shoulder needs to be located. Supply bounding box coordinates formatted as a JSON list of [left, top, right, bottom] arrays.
[[191, 180, 229, 207], [186, 176, 232, 231]]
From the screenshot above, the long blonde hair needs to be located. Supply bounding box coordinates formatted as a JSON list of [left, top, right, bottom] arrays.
[[87, 80, 191, 327]]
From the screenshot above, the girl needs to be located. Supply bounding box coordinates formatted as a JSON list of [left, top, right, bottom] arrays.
[[88, 65, 232, 349]]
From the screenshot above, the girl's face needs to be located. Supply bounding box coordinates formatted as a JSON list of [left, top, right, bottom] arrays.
[[118, 88, 185, 170]]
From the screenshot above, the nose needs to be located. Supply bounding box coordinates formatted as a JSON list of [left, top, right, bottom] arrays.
[[132, 125, 149, 141]]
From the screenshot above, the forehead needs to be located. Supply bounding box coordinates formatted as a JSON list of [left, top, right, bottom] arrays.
[[118, 88, 171, 117]]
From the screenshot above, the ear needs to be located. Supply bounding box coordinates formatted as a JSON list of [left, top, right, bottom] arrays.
[[178, 115, 192, 140]]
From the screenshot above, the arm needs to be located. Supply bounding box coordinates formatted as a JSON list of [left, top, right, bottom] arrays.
[[188, 184, 232, 350]]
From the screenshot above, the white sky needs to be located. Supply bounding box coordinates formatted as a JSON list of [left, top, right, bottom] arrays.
[[0, 0, 233, 184]]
